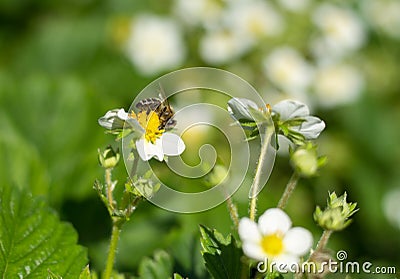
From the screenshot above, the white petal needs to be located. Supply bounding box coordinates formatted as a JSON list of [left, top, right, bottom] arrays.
[[103, 109, 119, 118], [136, 139, 152, 161], [117, 109, 129, 120], [242, 242, 266, 261], [238, 218, 262, 243], [272, 100, 309, 121], [283, 227, 313, 256], [151, 139, 165, 161], [291, 116, 325, 139], [258, 208, 292, 235], [227, 98, 259, 121], [273, 254, 300, 272], [98, 109, 126, 130], [161, 133, 185, 156], [136, 139, 164, 161]]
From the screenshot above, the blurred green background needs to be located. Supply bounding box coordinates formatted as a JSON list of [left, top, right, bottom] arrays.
[[1, 0, 399, 278]]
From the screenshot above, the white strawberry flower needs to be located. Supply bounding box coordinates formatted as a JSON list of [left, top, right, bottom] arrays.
[[99, 109, 185, 161], [272, 100, 326, 141], [239, 208, 313, 269]]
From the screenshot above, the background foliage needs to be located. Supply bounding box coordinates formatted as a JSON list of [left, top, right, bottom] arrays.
[[1, 0, 399, 278]]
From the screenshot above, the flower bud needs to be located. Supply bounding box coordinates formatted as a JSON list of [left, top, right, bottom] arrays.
[[126, 171, 160, 199], [204, 164, 228, 187], [290, 143, 326, 177], [314, 192, 358, 231], [98, 146, 120, 169]]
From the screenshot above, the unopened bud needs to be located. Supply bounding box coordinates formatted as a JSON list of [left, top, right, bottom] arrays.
[[98, 146, 120, 169]]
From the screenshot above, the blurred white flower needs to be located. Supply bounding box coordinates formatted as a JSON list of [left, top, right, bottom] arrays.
[[224, 0, 284, 44], [313, 63, 364, 108], [124, 15, 185, 76], [277, 0, 310, 12], [173, 0, 222, 29], [200, 29, 250, 65], [361, 0, 400, 39], [312, 4, 366, 57], [263, 47, 314, 93], [383, 187, 400, 230], [238, 208, 313, 267]]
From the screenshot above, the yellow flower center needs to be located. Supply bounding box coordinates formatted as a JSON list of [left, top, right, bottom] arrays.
[[249, 18, 265, 36], [132, 111, 164, 144], [260, 233, 284, 256]]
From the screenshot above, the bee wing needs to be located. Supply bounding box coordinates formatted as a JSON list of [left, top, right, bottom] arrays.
[[135, 98, 161, 113], [157, 83, 170, 104]]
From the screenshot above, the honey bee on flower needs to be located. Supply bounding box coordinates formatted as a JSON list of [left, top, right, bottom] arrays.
[[98, 87, 185, 161]]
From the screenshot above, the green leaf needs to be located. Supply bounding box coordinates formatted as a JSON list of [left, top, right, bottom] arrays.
[[79, 265, 98, 279], [138, 250, 173, 279], [79, 266, 91, 279], [0, 184, 88, 278], [264, 271, 284, 279], [47, 269, 63, 279], [199, 225, 243, 279], [173, 273, 185, 279]]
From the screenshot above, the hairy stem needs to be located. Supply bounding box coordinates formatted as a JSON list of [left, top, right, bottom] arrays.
[[129, 153, 139, 179], [306, 229, 333, 266], [249, 126, 274, 221], [226, 196, 239, 229], [277, 172, 299, 209], [104, 222, 122, 279], [105, 168, 114, 210], [314, 230, 332, 254]]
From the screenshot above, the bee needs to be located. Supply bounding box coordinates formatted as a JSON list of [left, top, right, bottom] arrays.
[[135, 85, 176, 130]]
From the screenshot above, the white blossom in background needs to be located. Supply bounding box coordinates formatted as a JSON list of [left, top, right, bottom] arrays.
[[361, 0, 400, 40], [200, 29, 251, 65], [124, 15, 185, 76], [313, 63, 364, 108], [312, 4, 366, 58], [277, 0, 310, 12], [173, 0, 222, 29], [383, 187, 400, 230], [224, 0, 284, 45], [263, 47, 314, 93]]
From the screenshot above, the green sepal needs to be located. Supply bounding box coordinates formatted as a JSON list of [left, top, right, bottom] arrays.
[[93, 180, 113, 215]]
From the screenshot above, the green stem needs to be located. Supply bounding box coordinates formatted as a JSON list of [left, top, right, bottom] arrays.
[[105, 168, 114, 210], [314, 230, 332, 254], [249, 126, 273, 221], [226, 195, 239, 229], [307, 229, 333, 264], [129, 152, 139, 179], [277, 172, 299, 209], [104, 221, 122, 279]]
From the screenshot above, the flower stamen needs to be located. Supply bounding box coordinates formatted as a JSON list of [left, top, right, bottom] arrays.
[[131, 111, 165, 144], [260, 233, 284, 256]]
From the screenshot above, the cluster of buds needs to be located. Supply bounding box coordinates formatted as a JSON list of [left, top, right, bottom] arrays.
[[125, 170, 160, 199], [95, 146, 159, 223]]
